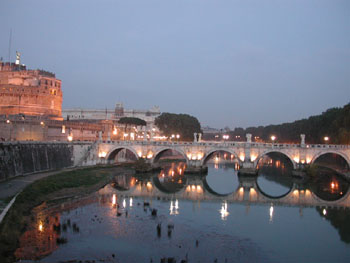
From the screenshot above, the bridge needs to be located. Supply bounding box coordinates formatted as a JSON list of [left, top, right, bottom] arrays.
[[84, 134, 350, 174]]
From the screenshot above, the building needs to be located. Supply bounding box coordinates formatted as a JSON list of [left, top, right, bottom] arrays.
[[0, 58, 62, 120], [0, 54, 161, 142], [62, 103, 160, 126]]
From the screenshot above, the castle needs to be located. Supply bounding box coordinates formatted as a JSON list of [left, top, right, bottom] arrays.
[[0, 56, 62, 120], [0, 54, 160, 142]]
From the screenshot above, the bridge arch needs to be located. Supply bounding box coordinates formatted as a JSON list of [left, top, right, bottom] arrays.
[[106, 146, 139, 163], [201, 149, 241, 166], [254, 150, 296, 169], [311, 151, 350, 170], [152, 147, 189, 164]]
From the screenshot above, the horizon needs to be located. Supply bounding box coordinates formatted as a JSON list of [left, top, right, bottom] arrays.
[[1, 0, 349, 129]]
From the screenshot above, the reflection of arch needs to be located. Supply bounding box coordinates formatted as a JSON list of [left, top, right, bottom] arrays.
[[254, 150, 296, 169], [202, 178, 234, 197], [152, 148, 188, 164], [106, 146, 139, 162], [201, 149, 240, 165], [311, 186, 350, 203], [255, 177, 293, 200], [311, 151, 350, 169], [152, 176, 187, 194]]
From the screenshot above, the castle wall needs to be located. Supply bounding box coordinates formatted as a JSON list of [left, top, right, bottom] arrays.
[[0, 62, 62, 119]]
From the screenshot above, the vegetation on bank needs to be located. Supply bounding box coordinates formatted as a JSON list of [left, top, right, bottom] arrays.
[[155, 112, 201, 141], [0, 166, 119, 263], [230, 103, 350, 144]]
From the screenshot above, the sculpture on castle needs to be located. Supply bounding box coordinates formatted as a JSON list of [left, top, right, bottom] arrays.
[[15, 51, 21, 65]]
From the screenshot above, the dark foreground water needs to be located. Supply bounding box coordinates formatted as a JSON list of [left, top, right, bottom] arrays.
[[17, 161, 350, 263]]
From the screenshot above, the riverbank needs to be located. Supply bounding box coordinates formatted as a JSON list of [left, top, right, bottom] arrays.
[[0, 165, 129, 263]]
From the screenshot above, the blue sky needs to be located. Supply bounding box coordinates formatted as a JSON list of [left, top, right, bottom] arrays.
[[1, 0, 349, 128]]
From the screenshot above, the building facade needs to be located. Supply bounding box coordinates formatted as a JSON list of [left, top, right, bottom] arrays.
[[62, 103, 160, 125], [0, 62, 62, 120]]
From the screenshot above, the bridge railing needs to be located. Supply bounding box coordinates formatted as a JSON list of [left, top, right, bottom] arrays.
[[98, 140, 350, 149]]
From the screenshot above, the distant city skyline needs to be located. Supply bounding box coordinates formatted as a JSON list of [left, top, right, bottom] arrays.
[[1, 0, 349, 129]]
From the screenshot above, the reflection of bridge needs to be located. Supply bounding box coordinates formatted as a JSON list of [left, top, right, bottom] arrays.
[[99, 174, 350, 208], [84, 134, 350, 173]]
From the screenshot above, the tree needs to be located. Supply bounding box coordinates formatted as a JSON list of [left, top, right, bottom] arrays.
[[118, 117, 146, 134], [228, 103, 350, 144], [118, 117, 147, 126], [155, 113, 201, 141]]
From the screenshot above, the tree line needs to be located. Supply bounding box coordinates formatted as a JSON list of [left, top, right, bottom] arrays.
[[230, 103, 350, 144]]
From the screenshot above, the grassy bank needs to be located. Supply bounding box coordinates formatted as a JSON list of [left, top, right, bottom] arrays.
[[0, 165, 120, 263]]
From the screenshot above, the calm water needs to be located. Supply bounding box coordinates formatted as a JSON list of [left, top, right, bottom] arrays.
[[17, 158, 350, 263]]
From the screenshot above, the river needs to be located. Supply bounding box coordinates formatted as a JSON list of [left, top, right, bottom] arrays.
[[16, 155, 350, 263]]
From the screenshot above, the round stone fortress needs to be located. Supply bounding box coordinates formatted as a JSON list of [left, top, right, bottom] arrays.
[[0, 62, 62, 120]]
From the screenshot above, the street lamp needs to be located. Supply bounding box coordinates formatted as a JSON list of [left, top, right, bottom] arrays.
[[271, 135, 276, 142], [324, 136, 329, 143]]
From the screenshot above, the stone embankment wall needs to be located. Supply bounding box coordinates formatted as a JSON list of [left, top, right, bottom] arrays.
[[0, 142, 93, 181]]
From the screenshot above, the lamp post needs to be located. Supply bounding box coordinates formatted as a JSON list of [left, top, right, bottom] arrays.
[[271, 135, 276, 142], [324, 136, 329, 144]]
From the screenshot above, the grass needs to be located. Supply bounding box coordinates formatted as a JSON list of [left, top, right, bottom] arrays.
[[0, 165, 118, 263]]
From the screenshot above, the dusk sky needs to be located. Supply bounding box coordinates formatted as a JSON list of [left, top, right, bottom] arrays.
[[0, 0, 349, 129]]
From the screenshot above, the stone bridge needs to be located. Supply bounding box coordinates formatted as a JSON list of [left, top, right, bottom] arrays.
[[87, 134, 350, 173]]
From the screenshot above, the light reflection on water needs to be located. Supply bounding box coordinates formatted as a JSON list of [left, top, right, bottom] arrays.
[[15, 160, 350, 263]]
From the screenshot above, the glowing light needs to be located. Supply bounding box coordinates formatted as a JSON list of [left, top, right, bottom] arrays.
[[293, 190, 299, 196], [324, 136, 329, 142], [38, 222, 43, 232], [269, 205, 274, 222], [306, 157, 312, 164], [239, 154, 245, 162], [67, 135, 73, 142], [40, 121, 44, 126], [250, 154, 257, 162], [6, 119, 10, 124], [197, 152, 203, 160], [271, 135, 276, 141], [130, 132, 135, 140], [98, 151, 107, 158], [146, 182, 153, 189], [113, 127, 118, 135], [223, 135, 229, 140], [61, 125, 66, 134], [176, 134, 180, 139], [191, 185, 196, 190], [171, 134, 175, 138], [197, 185, 202, 192], [123, 199, 126, 208], [186, 185, 191, 192], [137, 151, 142, 157], [187, 153, 192, 160], [239, 187, 244, 193], [129, 197, 133, 207], [170, 200, 179, 215], [301, 159, 305, 164], [112, 194, 116, 205], [220, 202, 229, 220], [231, 154, 234, 160], [323, 209, 327, 216], [215, 156, 219, 163], [293, 156, 300, 163], [147, 152, 153, 159]]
